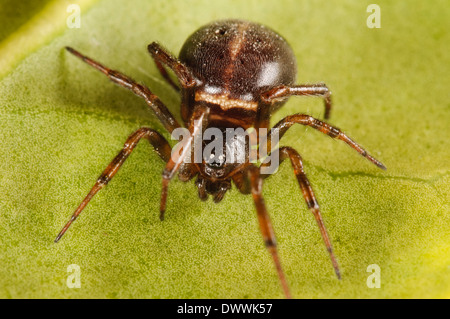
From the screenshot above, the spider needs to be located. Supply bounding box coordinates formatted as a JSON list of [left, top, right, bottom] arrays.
[[55, 19, 386, 298]]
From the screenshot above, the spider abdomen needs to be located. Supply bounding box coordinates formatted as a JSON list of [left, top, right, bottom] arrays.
[[179, 19, 297, 127]]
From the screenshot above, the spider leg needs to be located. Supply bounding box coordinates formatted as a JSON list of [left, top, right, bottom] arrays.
[[54, 128, 171, 243], [65, 46, 181, 134], [261, 84, 332, 119], [262, 147, 341, 279], [231, 170, 250, 194], [159, 105, 210, 220], [147, 42, 196, 91], [247, 165, 292, 299], [268, 114, 386, 170]]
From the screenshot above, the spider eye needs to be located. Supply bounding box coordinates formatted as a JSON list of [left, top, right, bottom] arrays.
[[206, 153, 226, 168]]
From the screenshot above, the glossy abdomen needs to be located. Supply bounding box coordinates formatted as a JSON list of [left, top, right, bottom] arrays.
[[179, 20, 297, 128]]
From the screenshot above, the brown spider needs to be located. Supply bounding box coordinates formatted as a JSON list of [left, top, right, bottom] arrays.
[[55, 19, 386, 298]]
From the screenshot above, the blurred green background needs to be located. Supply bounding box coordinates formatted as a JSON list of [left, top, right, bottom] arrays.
[[0, 0, 448, 298]]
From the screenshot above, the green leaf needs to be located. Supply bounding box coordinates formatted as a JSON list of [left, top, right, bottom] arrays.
[[0, 0, 448, 298]]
